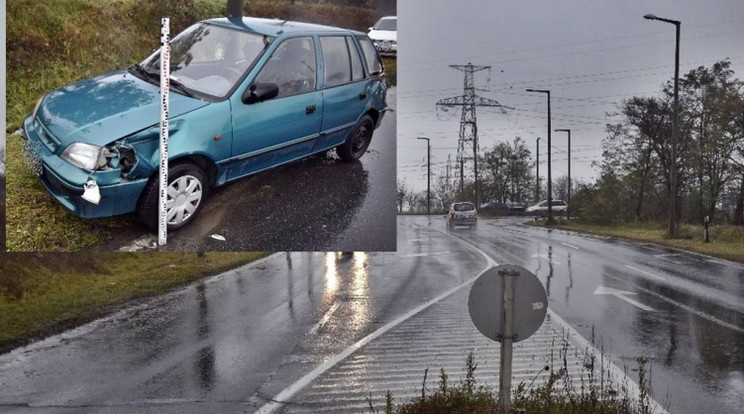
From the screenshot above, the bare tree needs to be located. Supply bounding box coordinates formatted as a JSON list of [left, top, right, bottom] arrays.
[[396, 180, 408, 213]]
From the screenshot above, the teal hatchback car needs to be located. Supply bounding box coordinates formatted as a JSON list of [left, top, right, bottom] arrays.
[[22, 17, 387, 231]]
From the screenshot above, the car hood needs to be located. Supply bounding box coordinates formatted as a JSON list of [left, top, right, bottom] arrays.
[[38, 70, 209, 148], [368, 29, 397, 42]]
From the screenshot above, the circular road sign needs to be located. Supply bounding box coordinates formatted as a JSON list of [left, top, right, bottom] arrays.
[[468, 265, 548, 343]]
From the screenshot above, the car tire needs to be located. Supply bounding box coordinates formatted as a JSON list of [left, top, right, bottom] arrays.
[[337, 114, 374, 162], [137, 162, 209, 232]]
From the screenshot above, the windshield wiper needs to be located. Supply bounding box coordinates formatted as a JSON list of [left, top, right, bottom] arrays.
[[168, 77, 195, 98], [130, 63, 160, 82], [131, 64, 195, 98]]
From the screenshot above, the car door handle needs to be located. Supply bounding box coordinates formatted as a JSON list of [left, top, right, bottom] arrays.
[[305, 105, 316, 115], [359, 92, 367, 100]]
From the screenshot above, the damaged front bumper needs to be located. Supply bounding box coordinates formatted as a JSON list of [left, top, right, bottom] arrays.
[[21, 115, 149, 219]]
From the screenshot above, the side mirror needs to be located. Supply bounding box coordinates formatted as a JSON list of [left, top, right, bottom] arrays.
[[242, 82, 279, 104]]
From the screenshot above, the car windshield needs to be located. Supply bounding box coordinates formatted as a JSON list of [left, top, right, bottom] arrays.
[[138, 23, 270, 99], [454, 203, 475, 211], [373, 18, 396, 31]]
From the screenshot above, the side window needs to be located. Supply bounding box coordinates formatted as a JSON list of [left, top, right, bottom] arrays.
[[356, 36, 383, 76], [253, 37, 316, 99], [320, 36, 352, 88], [347, 37, 364, 81]]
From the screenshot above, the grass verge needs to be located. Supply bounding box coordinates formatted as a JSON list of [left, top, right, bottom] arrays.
[[6, 0, 387, 251], [530, 219, 744, 263], [371, 352, 660, 414], [383, 57, 397, 86], [0, 251, 269, 353], [6, 133, 133, 251]]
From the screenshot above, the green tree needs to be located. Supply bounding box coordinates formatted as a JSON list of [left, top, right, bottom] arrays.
[[481, 137, 534, 204], [681, 60, 744, 223]]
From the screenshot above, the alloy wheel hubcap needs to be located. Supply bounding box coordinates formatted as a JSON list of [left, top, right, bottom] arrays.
[[165, 175, 202, 225]]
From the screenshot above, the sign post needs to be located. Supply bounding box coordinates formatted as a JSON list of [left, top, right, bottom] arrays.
[[158, 17, 170, 246], [498, 268, 518, 411], [468, 265, 548, 414]]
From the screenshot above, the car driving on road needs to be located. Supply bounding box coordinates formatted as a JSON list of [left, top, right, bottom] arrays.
[[21, 16, 388, 231], [448, 201, 477, 229]]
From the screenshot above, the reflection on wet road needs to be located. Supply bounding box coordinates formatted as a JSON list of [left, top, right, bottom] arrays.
[[436, 215, 744, 414], [106, 88, 397, 253], [1, 216, 741, 414], [0, 222, 482, 414]]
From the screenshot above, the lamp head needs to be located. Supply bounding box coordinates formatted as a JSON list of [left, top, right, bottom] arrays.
[[643, 13, 658, 20]]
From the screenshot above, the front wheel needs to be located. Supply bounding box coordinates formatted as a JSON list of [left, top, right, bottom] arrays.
[[137, 162, 209, 232], [336, 114, 374, 162]]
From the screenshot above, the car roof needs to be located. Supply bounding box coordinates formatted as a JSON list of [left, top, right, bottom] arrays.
[[206, 17, 364, 37]]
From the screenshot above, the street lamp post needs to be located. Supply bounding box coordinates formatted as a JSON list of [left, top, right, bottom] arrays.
[[644, 13, 681, 238], [417, 137, 431, 214], [535, 137, 540, 203], [526, 89, 555, 225], [555, 128, 571, 218]]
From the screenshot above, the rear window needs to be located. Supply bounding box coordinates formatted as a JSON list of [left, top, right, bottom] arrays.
[[356, 36, 383, 76], [454, 203, 475, 211], [373, 18, 396, 31]]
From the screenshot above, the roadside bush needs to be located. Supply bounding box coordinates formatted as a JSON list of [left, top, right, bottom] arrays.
[[370, 353, 659, 414]]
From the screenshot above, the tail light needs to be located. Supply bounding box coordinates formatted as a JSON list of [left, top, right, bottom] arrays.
[[450, 211, 455, 217], [474, 208, 478, 216]]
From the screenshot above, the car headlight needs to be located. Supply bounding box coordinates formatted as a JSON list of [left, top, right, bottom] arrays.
[[61, 142, 108, 171]]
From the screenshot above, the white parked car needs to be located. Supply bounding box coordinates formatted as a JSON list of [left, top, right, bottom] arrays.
[[368, 16, 396, 56], [526, 200, 568, 216]]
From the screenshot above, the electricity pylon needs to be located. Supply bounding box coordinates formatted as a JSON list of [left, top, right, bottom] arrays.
[[436, 63, 509, 208]]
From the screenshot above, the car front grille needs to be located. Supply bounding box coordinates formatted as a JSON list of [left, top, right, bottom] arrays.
[[34, 117, 61, 153]]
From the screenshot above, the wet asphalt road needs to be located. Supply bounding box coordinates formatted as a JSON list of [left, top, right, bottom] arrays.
[[436, 215, 744, 414], [0, 220, 483, 413], [102, 87, 397, 252], [2, 216, 742, 414]]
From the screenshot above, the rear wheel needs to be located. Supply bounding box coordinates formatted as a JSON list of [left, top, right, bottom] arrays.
[[137, 162, 209, 232], [337, 115, 374, 161]]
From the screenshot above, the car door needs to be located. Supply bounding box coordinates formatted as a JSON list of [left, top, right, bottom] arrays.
[[227, 36, 323, 180], [313, 35, 370, 152]]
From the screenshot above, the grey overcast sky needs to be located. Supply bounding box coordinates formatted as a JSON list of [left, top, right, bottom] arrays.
[[397, 0, 744, 197]]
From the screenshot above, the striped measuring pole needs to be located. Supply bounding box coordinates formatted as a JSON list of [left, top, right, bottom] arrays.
[[158, 17, 170, 246]]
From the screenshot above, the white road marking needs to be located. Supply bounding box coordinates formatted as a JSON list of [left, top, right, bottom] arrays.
[[308, 303, 341, 336], [530, 253, 560, 265], [547, 311, 669, 414], [594, 286, 655, 311], [254, 243, 495, 413], [560, 242, 580, 250], [625, 265, 666, 281], [398, 251, 450, 258], [255, 229, 669, 414], [622, 280, 744, 334]]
